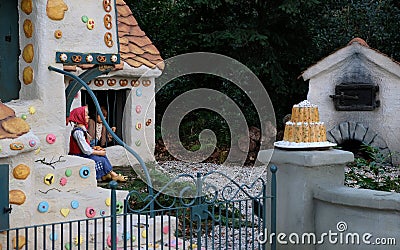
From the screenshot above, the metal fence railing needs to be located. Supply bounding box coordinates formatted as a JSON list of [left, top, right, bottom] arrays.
[[1, 165, 277, 250]]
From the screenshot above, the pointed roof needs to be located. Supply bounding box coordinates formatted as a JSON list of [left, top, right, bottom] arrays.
[[64, 0, 164, 74], [116, 0, 164, 71], [301, 38, 400, 80]]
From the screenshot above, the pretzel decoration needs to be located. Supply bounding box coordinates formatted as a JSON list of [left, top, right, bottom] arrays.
[[71, 55, 82, 63], [131, 79, 140, 87], [103, 0, 112, 12], [87, 80, 92, 85], [96, 55, 107, 63], [107, 79, 116, 86], [104, 32, 114, 48], [104, 14, 112, 30], [119, 79, 128, 87], [94, 79, 104, 87], [142, 80, 151, 87]]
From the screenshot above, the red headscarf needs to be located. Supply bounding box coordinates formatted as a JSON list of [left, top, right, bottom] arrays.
[[68, 106, 88, 127]]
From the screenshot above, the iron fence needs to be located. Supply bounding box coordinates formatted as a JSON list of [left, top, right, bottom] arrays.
[[0, 165, 276, 250]]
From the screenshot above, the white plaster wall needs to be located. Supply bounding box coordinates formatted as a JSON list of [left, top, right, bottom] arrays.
[[307, 53, 400, 156], [314, 187, 400, 250]]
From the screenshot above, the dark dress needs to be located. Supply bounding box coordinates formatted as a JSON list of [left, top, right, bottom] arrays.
[[69, 127, 113, 179]]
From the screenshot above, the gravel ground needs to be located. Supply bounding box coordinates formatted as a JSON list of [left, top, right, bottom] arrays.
[[158, 161, 269, 250]]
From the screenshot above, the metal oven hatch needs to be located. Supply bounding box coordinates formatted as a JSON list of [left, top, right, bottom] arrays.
[[329, 83, 380, 111]]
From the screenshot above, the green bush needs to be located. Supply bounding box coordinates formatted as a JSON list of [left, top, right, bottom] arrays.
[[345, 144, 400, 192]]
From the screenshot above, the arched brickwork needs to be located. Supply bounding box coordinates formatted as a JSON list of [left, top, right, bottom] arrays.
[[327, 121, 392, 163]]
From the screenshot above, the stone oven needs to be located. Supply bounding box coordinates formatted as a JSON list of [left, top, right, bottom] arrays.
[[301, 38, 400, 163]]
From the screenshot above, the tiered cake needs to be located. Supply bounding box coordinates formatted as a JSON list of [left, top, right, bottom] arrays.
[[275, 100, 335, 148]]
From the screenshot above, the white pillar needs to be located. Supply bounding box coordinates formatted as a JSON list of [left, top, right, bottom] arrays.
[[258, 149, 354, 250]]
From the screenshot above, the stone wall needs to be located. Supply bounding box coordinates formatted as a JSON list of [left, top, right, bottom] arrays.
[[258, 148, 399, 250]]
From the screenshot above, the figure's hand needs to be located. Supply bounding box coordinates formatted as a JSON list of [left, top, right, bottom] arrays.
[[94, 149, 106, 156], [93, 146, 105, 151]]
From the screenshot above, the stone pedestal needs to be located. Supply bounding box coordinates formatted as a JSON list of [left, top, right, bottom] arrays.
[[257, 149, 354, 250]]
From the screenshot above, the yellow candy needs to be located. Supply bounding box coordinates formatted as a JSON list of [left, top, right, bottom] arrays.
[[74, 236, 83, 246], [141, 230, 147, 238], [29, 106, 36, 114], [105, 197, 111, 206]]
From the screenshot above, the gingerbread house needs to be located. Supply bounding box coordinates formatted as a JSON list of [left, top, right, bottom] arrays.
[[0, 0, 163, 234]]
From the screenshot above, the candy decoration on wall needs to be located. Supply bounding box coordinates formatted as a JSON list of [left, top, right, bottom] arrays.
[[135, 122, 142, 130], [105, 197, 111, 206], [65, 169, 72, 177], [146, 119, 152, 126], [110, 55, 118, 63], [60, 208, 70, 217], [23, 66, 34, 85], [100, 210, 106, 216], [12, 236, 26, 250], [86, 19, 95, 30], [119, 79, 128, 87], [162, 225, 170, 234], [13, 164, 31, 180], [135, 105, 142, 114], [10, 142, 24, 151], [107, 79, 116, 86], [104, 32, 114, 47], [116, 201, 124, 214], [59, 53, 68, 63], [81, 15, 88, 23], [94, 79, 104, 87], [103, 0, 112, 12], [21, 114, 27, 120], [136, 88, 142, 97], [46, 0, 69, 21], [44, 173, 55, 185], [10, 190, 26, 205], [21, 0, 33, 15], [46, 134, 56, 144], [54, 30, 62, 39], [85, 207, 96, 218], [38, 201, 49, 213], [29, 106, 36, 114], [34, 148, 41, 154], [29, 139, 36, 147], [86, 55, 93, 63], [23, 19, 33, 38], [50, 233, 58, 241], [71, 200, 79, 209], [103, 14, 112, 30], [107, 235, 119, 247], [64, 243, 71, 250], [122, 232, 131, 241], [142, 80, 151, 87], [141, 230, 147, 238], [74, 236, 83, 246], [131, 79, 140, 87], [79, 166, 90, 178], [135, 140, 141, 147], [22, 44, 34, 63], [59, 177, 67, 186]]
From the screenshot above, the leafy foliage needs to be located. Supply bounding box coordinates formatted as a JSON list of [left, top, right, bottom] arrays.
[[345, 144, 400, 192], [127, 0, 400, 153]]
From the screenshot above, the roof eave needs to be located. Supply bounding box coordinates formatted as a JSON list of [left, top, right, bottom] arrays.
[[301, 43, 400, 81]]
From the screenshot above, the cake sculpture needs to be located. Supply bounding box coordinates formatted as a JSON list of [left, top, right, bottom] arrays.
[[274, 100, 336, 148]]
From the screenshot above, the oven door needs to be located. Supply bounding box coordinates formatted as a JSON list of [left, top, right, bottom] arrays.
[[330, 83, 380, 111]]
